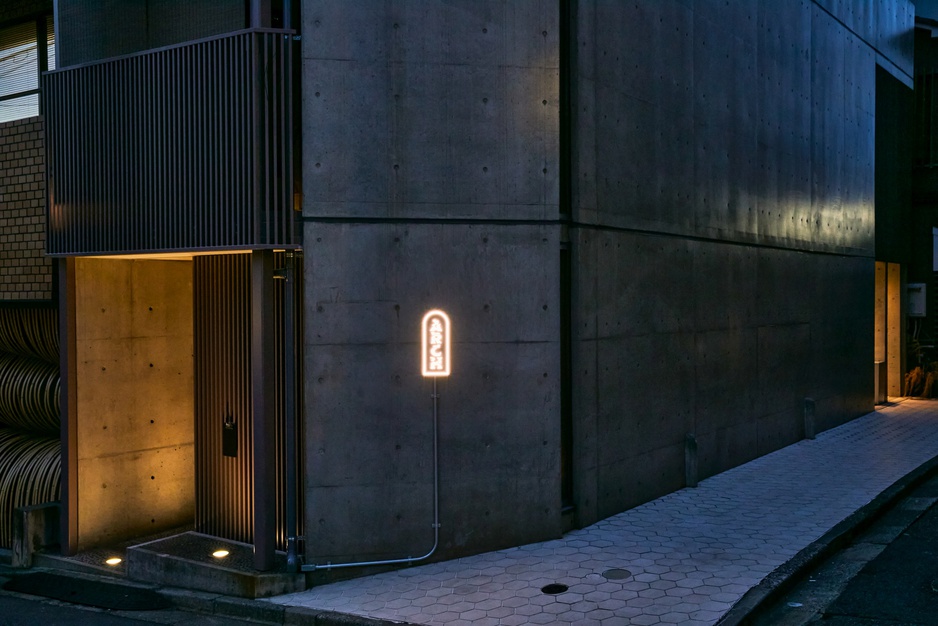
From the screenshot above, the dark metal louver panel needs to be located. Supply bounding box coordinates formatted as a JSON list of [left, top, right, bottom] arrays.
[[43, 29, 295, 256], [193, 252, 302, 549], [194, 254, 254, 543]]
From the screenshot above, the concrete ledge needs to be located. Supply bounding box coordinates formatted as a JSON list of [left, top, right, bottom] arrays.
[[32, 552, 124, 577], [307, 609, 417, 625], [157, 586, 220, 613], [12, 503, 59, 568], [716, 453, 938, 626], [215, 596, 285, 622], [127, 532, 305, 599]]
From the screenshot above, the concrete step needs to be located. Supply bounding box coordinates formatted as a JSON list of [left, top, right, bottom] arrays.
[[126, 531, 305, 599]]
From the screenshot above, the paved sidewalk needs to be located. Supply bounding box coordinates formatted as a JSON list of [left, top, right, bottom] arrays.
[[269, 400, 938, 625]]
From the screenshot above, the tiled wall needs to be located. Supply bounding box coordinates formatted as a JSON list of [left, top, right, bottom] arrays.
[[0, 117, 53, 301]]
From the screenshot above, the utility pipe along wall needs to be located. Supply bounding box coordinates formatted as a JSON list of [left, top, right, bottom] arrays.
[[0, 307, 61, 547]]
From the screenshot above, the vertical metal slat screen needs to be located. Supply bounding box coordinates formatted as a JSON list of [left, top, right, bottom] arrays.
[[194, 253, 302, 549], [194, 254, 254, 544], [43, 29, 294, 256]]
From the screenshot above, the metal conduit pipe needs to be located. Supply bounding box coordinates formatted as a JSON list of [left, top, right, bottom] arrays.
[[283, 253, 299, 572], [250, 0, 263, 28], [302, 378, 441, 572]]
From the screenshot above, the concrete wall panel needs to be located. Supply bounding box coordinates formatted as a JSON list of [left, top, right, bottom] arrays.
[[755, 407, 804, 456], [694, 328, 758, 434], [302, 60, 391, 211], [754, 249, 813, 327], [589, 0, 696, 234], [77, 445, 194, 547], [303, 221, 561, 562], [576, 0, 885, 255], [695, 418, 759, 480], [303, 0, 558, 221], [572, 231, 873, 521], [813, 0, 913, 77], [73, 258, 194, 550], [571, 338, 599, 525], [596, 443, 685, 520], [756, 323, 811, 418], [297, 0, 891, 561], [593, 233, 695, 339], [595, 333, 695, 466], [692, 242, 758, 332]]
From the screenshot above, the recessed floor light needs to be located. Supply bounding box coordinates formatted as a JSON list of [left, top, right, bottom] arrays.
[[105, 557, 122, 566], [212, 550, 229, 558]]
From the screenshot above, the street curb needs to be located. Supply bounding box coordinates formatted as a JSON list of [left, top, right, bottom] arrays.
[[155, 586, 419, 626], [715, 451, 938, 626]]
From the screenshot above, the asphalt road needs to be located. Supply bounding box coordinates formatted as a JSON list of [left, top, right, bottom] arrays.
[[0, 585, 260, 625], [751, 471, 938, 625]]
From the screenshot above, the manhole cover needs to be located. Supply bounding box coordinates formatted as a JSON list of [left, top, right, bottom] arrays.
[[541, 583, 568, 595], [602, 568, 633, 580]]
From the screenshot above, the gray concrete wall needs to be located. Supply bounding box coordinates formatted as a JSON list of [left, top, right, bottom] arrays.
[[300, 0, 914, 562], [301, 1, 561, 563], [570, 0, 911, 526], [73, 258, 193, 550]]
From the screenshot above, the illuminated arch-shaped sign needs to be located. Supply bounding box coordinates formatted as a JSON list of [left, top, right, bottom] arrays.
[[421, 309, 451, 377]]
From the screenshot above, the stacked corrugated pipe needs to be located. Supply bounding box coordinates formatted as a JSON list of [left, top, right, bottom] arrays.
[[0, 308, 60, 547]]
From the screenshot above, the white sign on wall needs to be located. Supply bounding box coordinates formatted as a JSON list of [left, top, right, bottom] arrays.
[[421, 309, 451, 377]]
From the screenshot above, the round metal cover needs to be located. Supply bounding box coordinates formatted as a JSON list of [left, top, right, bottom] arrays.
[[602, 568, 633, 580], [540, 583, 568, 595]]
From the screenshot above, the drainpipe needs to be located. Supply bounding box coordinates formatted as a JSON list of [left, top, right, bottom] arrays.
[[301, 379, 440, 572], [250, 0, 263, 28], [284, 252, 299, 572]]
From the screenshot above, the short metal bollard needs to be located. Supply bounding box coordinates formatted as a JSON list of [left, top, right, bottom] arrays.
[[685, 433, 698, 488], [804, 397, 816, 440]]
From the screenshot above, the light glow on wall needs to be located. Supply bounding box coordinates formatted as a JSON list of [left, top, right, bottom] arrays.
[[421, 310, 451, 377]]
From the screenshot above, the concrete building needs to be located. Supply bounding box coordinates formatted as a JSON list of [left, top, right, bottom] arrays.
[[0, 0, 924, 593]]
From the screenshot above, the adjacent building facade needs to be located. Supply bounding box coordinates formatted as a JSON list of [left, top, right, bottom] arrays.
[[0, 0, 922, 587]]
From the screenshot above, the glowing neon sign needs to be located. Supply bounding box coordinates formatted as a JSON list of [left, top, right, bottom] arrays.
[[421, 309, 451, 377]]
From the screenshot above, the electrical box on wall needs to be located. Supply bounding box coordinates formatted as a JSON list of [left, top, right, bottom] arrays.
[[909, 283, 927, 317]]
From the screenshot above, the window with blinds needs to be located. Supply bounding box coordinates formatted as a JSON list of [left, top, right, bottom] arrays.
[[0, 15, 54, 124]]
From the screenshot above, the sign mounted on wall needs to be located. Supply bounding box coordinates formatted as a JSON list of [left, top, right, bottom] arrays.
[[421, 309, 451, 377]]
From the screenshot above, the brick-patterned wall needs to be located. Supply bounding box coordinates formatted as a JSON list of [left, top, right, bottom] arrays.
[[0, 117, 53, 301]]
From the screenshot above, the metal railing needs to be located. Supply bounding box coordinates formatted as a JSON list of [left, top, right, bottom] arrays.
[[42, 28, 295, 255]]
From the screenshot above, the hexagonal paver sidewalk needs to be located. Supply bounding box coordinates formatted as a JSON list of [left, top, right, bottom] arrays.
[[268, 400, 938, 625]]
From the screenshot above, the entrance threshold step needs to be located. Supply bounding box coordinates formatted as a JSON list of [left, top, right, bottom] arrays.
[[126, 531, 305, 599]]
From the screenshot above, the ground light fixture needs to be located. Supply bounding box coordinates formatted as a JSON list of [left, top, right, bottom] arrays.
[[212, 549, 229, 558], [104, 557, 122, 566]]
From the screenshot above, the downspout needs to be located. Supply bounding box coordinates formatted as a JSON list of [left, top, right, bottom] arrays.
[[301, 379, 440, 572], [284, 252, 299, 571], [250, 0, 263, 28], [283, 0, 300, 573]]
